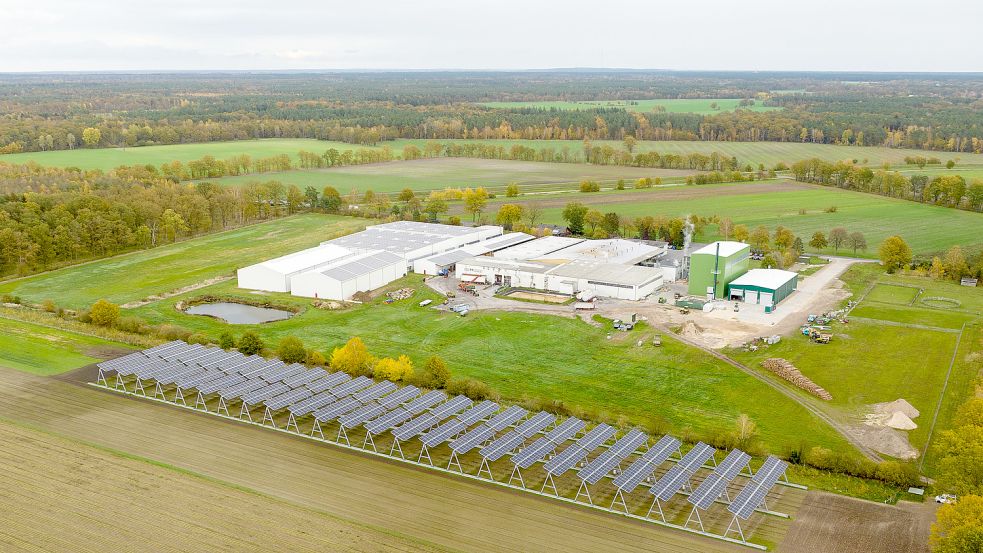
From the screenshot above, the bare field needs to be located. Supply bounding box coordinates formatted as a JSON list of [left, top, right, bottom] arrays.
[[0, 368, 758, 553], [0, 419, 442, 553], [778, 491, 934, 553]]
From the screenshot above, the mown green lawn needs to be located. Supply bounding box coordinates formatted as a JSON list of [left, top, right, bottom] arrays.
[[125, 276, 854, 455], [0, 318, 135, 375], [0, 214, 367, 309]]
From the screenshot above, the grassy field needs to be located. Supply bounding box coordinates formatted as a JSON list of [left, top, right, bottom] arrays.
[[123, 275, 855, 455], [212, 157, 695, 194], [479, 98, 781, 115], [0, 139, 372, 172], [0, 214, 366, 309], [730, 264, 982, 472], [513, 180, 983, 257], [0, 317, 135, 375], [6, 137, 982, 173]]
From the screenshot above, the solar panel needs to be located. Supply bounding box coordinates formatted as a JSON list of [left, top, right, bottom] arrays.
[[420, 419, 466, 448], [402, 390, 446, 415], [449, 424, 497, 454], [431, 396, 472, 420], [328, 376, 373, 398], [689, 473, 729, 510], [725, 458, 788, 520], [264, 387, 314, 411], [649, 442, 716, 501], [283, 367, 327, 387], [288, 391, 337, 417], [480, 431, 528, 462], [354, 381, 398, 403], [241, 382, 289, 405], [544, 417, 585, 443], [391, 413, 438, 441], [250, 360, 286, 379], [220, 378, 266, 400], [579, 429, 648, 485], [511, 437, 556, 469], [175, 369, 226, 390], [457, 400, 499, 427], [339, 402, 389, 429], [307, 372, 350, 393], [364, 407, 412, 435], [515, 411, 555, 437], [312, 397, 361, 422], [198, 351, 243, 370], [543, 424, 616, 476], [485, 405, 527, 431], [153, 365, 202, 386], [197, 374, 244, 395], [378, 385, 419, 409], [264, 364, 307, 384], [716, 449, 752, 481]]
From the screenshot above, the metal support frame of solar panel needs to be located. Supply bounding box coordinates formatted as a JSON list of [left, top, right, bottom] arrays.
[[608, 435, 682, 513], [239, 382, 290, 420], [310, 397, 363, 439], [724, 457, 788, 544], [146, 364, 204, 399], [362, 390, 446, 450], [215, 379, 268, 415], [510, 416, 585, 483], [479, 412, 554, 466], [284, 391, 337, 432], [337, 402, 392, 444], [307, 372, 350, 393], [646, 442, 716, 523], [685, 449, 754, 533], [544, 424, 616, 476]]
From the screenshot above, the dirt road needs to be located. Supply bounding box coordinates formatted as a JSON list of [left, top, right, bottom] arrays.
[[0, 368, 755, 553]]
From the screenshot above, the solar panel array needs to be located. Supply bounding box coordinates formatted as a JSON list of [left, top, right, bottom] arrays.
[[543, 423, 616, 476], [687, 449, 751, 510], [579, 429, 648, 485], [511, 417, 585, 469], [479, 411, 555, 462], [391, 395, 472, 442], [727, 456, 788, 520], [650, 442, 716, 502]]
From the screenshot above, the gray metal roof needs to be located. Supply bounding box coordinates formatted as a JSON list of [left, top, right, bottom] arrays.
[[317, 251, 403, 282]]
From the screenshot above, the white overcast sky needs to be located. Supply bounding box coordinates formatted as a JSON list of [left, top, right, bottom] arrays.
[[2, 0, 981, 73]]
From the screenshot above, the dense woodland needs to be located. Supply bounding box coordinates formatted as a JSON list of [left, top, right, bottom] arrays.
[[3, 72, 983, 153]]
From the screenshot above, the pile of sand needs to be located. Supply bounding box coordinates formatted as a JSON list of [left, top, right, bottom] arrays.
[[851, 425, 920, 459], [871, 399, 920, 419], [864, 398, 919, 431]]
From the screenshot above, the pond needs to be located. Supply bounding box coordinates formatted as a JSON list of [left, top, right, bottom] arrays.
[[185, 302, 295, 325]]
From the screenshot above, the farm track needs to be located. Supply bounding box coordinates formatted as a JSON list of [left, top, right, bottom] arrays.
[[0, 368, 755, 553]]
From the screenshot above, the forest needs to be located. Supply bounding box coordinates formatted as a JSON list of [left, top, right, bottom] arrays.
[[3, 71, 983, 154]]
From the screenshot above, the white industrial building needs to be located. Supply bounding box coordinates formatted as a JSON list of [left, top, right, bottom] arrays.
[[238, 221, 506, 300], [413, 232, 535, 275], [455, 238, 666, 301]]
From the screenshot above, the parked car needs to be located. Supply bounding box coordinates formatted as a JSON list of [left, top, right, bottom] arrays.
[[935, 494, 957, 504]]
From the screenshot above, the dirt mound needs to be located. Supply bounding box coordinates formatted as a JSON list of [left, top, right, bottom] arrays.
[[872, 399, 920, 419], [851, 425, 919, 459], [680, 321, 704, 338], [885, 411, 918, 431], [762, 358, 833, 400]]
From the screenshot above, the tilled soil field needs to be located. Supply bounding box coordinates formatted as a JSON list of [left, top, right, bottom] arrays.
[[778, 491, 934, 553], [0, 420, 442, 553]]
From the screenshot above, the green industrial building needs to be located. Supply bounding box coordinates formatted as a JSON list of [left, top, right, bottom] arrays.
[[727, 269, 799, 308], [687, 241, 750, 298]]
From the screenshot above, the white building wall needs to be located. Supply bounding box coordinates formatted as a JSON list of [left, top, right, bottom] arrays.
[[237, 265, 291, 293], [289, 261, 406, 301]]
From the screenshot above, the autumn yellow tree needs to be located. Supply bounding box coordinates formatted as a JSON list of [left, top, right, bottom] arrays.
[[930, 495, 983, 553], [373, 355, 414, 381], [330, 337, 375, 376]]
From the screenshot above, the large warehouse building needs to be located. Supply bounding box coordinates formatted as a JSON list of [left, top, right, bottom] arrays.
[[687, 241, 750, 299], [238, 221, 504, 300], [455, 238, 665, 301]]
